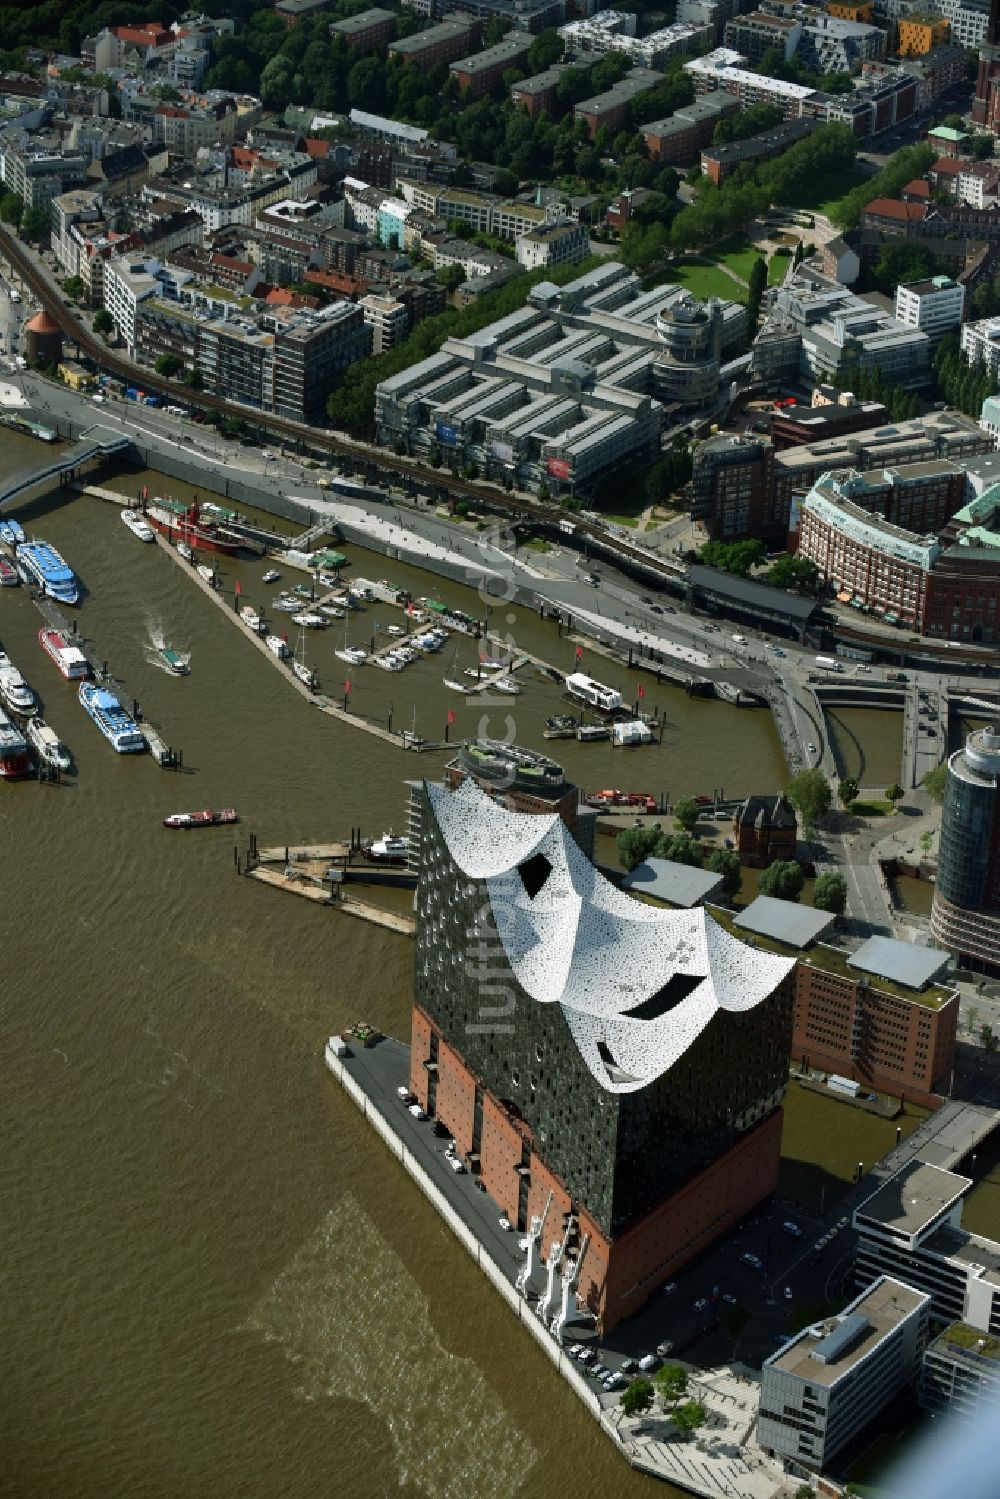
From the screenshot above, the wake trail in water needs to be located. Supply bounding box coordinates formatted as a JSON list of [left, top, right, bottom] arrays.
[[143, 612, 192, 673]]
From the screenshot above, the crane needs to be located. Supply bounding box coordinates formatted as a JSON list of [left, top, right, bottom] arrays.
[[516, 1190, 553, 1299]]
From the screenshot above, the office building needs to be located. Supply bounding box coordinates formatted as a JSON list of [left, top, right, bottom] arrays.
[[654, 294, 726, 405], [854, 1160, 1000, 1329], [724, 11, 802, 62], [895, 274, 965, 342], [931, 724, 1000, 972], [769, 394, 888, 448], [792, 933, 958, 1107], [921, 1323, 1000, 1422], [759, 1278, 930, 1473], [407, 770, 796, 1332], [515, 219, 588, 270], [376, 262, 745, 494], [961, 312, 1000, 373], [361, 292, 409, 354], [690, 433, 781, 541], [753, 278, 931, 389]]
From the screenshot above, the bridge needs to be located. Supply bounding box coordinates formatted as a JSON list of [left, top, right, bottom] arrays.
[[0, 427, 131, 511]]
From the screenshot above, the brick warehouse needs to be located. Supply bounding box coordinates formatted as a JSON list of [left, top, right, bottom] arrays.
[[407, 766, 795, 1332]]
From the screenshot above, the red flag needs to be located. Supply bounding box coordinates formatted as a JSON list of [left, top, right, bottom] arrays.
[[637, 684, 645, 699], [344, 679, 352, 694], [235, 579, 242, 595], [575, 644, 583, 659], [281, 632, 287, 642], [447, 709, 456, 725]]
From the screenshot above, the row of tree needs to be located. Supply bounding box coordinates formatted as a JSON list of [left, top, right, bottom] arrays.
[[827, 143, 936, 231]]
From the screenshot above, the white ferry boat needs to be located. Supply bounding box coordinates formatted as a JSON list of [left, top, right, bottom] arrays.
[[39, 627, 90, 680], [121, 509, 155, 542], [27, 717, 71, 770], [78, 682, 146, 753], [565, 671, 623, 715]]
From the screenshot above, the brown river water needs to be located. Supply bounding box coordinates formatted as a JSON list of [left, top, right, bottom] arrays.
[[0, 435, 908, 1499]]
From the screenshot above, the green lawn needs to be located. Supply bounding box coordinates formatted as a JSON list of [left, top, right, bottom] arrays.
[[672, 262, 748, 303], [768, 251, 791, 286], [604, 512, 640, 528], [715, 241, 765, 283], [779, 1082, 929, 1211]]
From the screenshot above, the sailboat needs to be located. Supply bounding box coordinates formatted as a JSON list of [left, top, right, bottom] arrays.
[[443, 644, 470, 694], [334, 614, 367, 666], [293, 624, 319, 690]]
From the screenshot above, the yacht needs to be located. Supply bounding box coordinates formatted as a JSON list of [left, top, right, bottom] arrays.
[[27, 717, 71, 771], [334, 645, 367, 665], [196, 563, 217, 587], [176, 540, 193, 561], [272, 594, 300, 613], [79, 682, 146, 753], [0, 658, 37, 716], [362, 832, 409, 866], [492, 675, 521, 695], [240, 606, 265, 634], [293, 661, 319, 689], [266, 635, 291, 659], [121, 509, 155, 542], [320, 604, 345, 619], [385, 624, 406, 637], [291, 612, 327, 629], [262, 569, 281, 584]]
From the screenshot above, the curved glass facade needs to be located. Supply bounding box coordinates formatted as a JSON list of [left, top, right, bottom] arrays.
[[936, 728, 1000, 912]]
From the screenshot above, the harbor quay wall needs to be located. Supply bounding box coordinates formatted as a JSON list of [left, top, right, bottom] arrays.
[[326, 1047, 605, 1425]]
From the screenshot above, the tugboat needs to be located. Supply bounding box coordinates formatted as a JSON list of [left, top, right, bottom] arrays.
[[362, 831, 409, 865], [163, 808, 239, 829]]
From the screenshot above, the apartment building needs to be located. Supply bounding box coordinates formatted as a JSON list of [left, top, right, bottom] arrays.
[[329, 7, 397, 52], [510, 66, 566, 116], [961, 313, 1000, 373], [388, 14, 479, 66], [641, 95, 741, 162], [361, 292, 409, 353], [724, 11, 802, 62], [685, 48, 817, 117], [515, 218, 588, 270], [450, 34, 532, 94], [701, 118, 816, 185], [759, 1278, 930, 1473], [574, 68, 664, 139], [898, 11, 951, 50], [1, 144, 87, 208]]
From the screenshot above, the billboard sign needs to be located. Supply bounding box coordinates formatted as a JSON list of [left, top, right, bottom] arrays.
[[435, 422, 458, 446], [546, 457, 571, 480]]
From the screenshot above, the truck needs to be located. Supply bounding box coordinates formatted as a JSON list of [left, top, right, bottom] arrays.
[[814, 656, 843, 672]]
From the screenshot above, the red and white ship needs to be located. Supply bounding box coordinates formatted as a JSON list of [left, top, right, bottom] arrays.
[[39, 627, 90, 680], [0, 707, 31, 777], [145, 499, 241, 557], [0, 556, 18, 587]]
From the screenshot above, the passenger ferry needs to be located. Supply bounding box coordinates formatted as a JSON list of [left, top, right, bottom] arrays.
[[362, 832, 409, 865], [27, 717, 72, 771], [79, 682, 147, 754], [39, 628, 90, 680], [564, 671, 623, 716], [121, 508, 155, 542], [15, 541, 79, 605], [0, 707, 31, 777]]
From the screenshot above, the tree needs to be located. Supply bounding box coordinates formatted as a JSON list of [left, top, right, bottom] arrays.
[[436, 263, 465, 292], [657, 832, 704, 867], [767, 554, 818, 593], [21, 204, 49, 242], [617, 825, 661, 872], [707, 847, 742, 898], [155, 354, 183, 377], [671, 1399, 707, 1440], [674, 796, 700, 835], [654, 1363, 688, 1403], [747, 255, 767, 331], [62, 275, 84, 301], [982, 1023, 998, 1054], [759, 859, 805, 902], [885, 783, 904, 805], [813, 871, 847, 915], [838, 776, 859, 809], [922, 763, 947, 802], [0, 191, 22, 226], [795, 1486, 815, 1499], [93, 309, 113, 336], [620, 1377, 656, 1420], [719, 1301, 750, 1350], [787, 767, 830, 832]]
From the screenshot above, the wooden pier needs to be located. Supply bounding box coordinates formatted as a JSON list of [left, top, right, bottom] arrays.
[[240, 840, 415, 934]]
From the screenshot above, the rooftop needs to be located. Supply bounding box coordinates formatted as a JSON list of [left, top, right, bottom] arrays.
[[766, 1276, 929, 1387], [734, 895, 836, 950], [848, 934, 950, 992], [855, 1160, 970, 1235], [622, 858, 726, 909], [934, 1323, 1000, 1362]]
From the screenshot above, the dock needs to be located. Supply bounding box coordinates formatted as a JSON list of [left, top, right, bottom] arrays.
[[242, 841, 416, 934]]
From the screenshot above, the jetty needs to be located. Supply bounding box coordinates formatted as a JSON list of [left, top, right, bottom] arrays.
[[240, 839, 416, 934]]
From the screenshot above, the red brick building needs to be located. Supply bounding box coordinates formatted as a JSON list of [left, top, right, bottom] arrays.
[[733, 794, 798, 869]]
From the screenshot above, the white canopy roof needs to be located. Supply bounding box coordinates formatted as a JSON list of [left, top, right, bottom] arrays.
[[425, 780, 794, 1094]]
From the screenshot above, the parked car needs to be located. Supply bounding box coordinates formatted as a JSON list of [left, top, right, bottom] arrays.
[[741, 1252, 763, 1270], [620, 1358, 639, 1375], [784, 1286, 794, 1301], [722, 1293, 738, 1305], [782, 1221, 803, 1239], [408, 1103, 427, 1120], [639, 1353, 661, 1372], [656, 1340, 675, 1358], [693, 1298, 710, 1313], [661, 1281, 677, 1296]]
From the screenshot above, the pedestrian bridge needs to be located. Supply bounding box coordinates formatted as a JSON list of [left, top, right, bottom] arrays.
[[0, 428, 131, 511]]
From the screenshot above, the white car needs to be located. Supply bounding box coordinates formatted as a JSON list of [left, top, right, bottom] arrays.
[[784, 1286, 794, 1301], [91, 393, 105, 403], [448, 1156, 465, 1173], [732, 634, 746, 644], [693, 1297, 710, 1313], [408, 1103, 427, 1121]]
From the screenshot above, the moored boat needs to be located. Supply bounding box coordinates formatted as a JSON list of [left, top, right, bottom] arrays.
[[584, 789, 657, 812], [0, 519, 25, 545], [0, 706, 31, 777], [78, 682, 146, 753], [0, 557, 18, 587], [293, 661, 319, 689], [291, 612, 327, 629], [266, 635, 291, 659], [362, 831, 409, 865], [26, 717, 71, 771], [262, 568, 281, 584], [334, 646, 367, 665], [196, 563, 217, 587], [39, 627, 90, 680], [163, 808, 238, 829], [15, 540, 79, 605], [146, 498, 241, 556], [121, 509, 155, 542], [240, 606, 265, 634], [492, 675, 521, 695], [176, 541, 193, 561], [0, 656, 37, 717], [158, 648, 190, 676]]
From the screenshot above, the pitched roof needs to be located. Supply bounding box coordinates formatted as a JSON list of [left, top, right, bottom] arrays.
[[863, 198, 927, 223]]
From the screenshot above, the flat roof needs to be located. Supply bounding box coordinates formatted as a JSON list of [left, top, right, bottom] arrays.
[[734, 895, 836, 950], [687, 564, 819, 622], [855, 1160, 970, 1236], [766, 1277, 929, 1388], [848, 934, 950, 992], [623, 858, 725, 909], [932, 1323, 1000, 1364]]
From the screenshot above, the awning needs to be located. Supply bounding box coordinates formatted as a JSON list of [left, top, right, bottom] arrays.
[[836, 591, 852, 603]]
